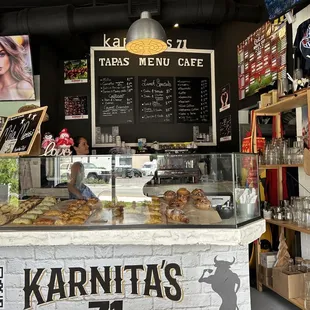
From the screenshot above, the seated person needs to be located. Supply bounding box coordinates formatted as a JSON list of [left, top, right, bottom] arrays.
[[67, 162, 97, 200]]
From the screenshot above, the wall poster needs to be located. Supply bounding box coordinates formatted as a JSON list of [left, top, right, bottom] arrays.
[[219, 84, 230, 112], [237, 22, 287, 100], [64, 59, 88, 84], [219, 115, 232, 142], [64, 96, 88, 120]]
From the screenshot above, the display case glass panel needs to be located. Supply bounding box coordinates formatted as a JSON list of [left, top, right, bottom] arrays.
[[0, 153, 260, 230]]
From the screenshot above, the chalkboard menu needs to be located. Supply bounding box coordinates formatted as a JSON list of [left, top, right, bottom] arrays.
[[139, 77, 174, 123], [91, 48, 215, 145], [176, 77, 209, 123], [0, 107, 47, 156], [99, 76, 134, 125]]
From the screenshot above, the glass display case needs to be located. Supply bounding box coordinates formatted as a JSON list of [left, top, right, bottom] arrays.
[[0, 153, 260, 230]]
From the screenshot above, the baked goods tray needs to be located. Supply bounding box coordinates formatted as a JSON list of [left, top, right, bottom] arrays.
[[5, 199, 102, 227]]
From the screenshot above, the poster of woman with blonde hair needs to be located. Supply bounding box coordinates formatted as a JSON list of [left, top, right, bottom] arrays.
[[0, 35, 35, 101]]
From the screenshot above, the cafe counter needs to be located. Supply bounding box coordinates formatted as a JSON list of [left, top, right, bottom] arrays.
[[0, 219, 265, 310]]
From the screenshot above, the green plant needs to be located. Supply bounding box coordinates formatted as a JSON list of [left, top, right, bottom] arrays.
[[0, 158, 19, 194]]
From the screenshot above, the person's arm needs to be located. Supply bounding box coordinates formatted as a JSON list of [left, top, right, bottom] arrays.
[[67, 164, 84, 199]]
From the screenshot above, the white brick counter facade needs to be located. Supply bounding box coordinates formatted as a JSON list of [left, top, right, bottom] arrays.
[[0, 220, 265, 310], [0, 219, 265, 247]]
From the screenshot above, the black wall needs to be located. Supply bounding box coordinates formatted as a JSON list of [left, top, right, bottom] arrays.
[[37, 22, 277, 153], [39, 28, 217, 153], [214, 21, 265, 153]]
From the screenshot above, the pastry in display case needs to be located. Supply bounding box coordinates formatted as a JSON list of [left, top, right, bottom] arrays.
[[0, 153, 260, 229]]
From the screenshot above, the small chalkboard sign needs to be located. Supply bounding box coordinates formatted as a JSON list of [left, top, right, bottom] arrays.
[[0, 106, 47, 156], [98, 76, 134, 125], [139, 77, 174, 123], [176, 77, 209, 123]]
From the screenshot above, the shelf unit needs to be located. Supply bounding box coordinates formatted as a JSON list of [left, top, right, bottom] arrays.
[[253, 89, 310, 309], [263, 282, 304, 309], [255, 89, 308, 114], [263, 219, 310, 309], [266, 219, 310, 235]]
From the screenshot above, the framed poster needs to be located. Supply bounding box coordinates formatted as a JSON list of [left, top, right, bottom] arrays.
[[64, 96, 88, 120], [219, 84, 230, 112], [237, 22, 287, 100], [219, 115, 232, 142], [64, 59, 88, 84]]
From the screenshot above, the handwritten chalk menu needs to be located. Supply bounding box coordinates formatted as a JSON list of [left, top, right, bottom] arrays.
[[176, 77, 209, 123], [0, 107, 47, 156], [99, 76, 134, 125], [138, 77, 174, 123]]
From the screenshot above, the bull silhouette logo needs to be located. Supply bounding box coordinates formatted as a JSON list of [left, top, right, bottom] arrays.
[[198, 256, 240, 310]]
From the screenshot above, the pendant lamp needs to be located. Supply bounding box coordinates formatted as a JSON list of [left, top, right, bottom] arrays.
[[126, 11, 167, 56]]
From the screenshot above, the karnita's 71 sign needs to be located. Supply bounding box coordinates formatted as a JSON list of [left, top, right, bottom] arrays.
[[24, 261, 182, 310]]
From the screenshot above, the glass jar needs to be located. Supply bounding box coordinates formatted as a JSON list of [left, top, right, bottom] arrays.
[[295, 257, 303, 272]]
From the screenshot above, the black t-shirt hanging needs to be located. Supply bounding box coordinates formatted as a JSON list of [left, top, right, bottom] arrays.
[[294, 18, 310, 77]]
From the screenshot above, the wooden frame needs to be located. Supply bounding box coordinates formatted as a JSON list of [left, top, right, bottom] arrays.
[[0, 106, 47, 157]]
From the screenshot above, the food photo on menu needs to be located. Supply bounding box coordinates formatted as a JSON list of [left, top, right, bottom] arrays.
[[0, 35, 35, 101], [64, 96, 88, 120], [64, 59, 88, 84]]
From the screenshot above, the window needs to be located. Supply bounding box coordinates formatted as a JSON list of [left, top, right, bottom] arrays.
[[119, 157, 132, 166]]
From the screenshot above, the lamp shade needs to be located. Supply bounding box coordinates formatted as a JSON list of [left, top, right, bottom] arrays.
[[126, 11, 167, 56]]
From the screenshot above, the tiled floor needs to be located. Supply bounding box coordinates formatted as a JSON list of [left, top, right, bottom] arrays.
[[251, 288, 299, 310]]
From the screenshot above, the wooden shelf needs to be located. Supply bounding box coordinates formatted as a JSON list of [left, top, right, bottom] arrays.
[[259, 164, 304, 169], [255, 89, 308, 114], [266, 219, 310, 235], [262, 283, 304, 309]]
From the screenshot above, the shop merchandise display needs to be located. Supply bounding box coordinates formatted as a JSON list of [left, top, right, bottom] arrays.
[[274, 232, 291, 267], [264, 197, 310, 227], [55, 128, 74, 149], [41, 132, 55, 149], [260, 137, 304, 165]]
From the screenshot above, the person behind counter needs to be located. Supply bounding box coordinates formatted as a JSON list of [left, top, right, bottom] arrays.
[[70, 136, 89, 155], [68, 136, 97, 200]]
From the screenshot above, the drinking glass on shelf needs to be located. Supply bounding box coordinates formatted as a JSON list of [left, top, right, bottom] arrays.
[[264, 142, 270, 165], [282, 140, 288, 164], [291, 197, 303, 226], [304, 197, 310, 229]]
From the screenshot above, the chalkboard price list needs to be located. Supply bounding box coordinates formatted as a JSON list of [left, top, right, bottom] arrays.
[[176, 77, 209, 123], [139, 77, 174, 123], [99, 76, 134, 125]]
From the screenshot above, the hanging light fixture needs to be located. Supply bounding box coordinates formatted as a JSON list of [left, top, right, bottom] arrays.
[[126, 11, 167, 56]]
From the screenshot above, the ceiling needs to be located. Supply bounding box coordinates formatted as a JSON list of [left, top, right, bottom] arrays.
[[0, 0, 265, 11], [0, 0, 266, 36]]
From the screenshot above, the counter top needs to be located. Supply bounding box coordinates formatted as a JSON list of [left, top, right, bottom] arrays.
[[0, 219, 265, 247]]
